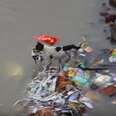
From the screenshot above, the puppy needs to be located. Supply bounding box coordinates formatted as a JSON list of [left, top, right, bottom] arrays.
[[34, 42, 81, 67], [35, 42, 81, 53]]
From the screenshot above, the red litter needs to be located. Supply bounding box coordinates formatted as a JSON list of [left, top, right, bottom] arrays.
[[99, 84, 116, 97], [32, 35, 59, 46]]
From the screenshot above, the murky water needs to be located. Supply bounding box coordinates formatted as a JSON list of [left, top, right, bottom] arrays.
[[0, 0, 115, 115]]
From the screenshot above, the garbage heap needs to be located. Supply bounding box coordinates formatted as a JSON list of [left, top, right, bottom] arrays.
[[109, 0, 116, 8], [14, 40, 116, 116], [100, 1, 116, 42]]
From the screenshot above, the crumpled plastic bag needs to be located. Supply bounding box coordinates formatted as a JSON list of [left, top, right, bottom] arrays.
[[71, 76, 89, 88], [79, 96, 94, 109], [92, 73, 112, 87]]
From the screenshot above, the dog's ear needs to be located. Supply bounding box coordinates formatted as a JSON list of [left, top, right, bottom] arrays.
[[55, 47, 62, 52], [36, 42, 44, 51]]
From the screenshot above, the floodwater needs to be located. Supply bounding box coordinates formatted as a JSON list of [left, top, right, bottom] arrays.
[[0, 0, 115, 115]]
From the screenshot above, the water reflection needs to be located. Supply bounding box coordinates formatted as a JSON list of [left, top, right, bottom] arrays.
[[4, 61, 23, 80]]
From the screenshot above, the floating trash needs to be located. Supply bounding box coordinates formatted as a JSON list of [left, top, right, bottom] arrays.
[[14, 37, 116, 116]]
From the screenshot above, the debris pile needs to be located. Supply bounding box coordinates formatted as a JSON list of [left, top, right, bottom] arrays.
[[100, 1, 116, 43], [14, 36, 116, 116], [109, 0, 116, 8]]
